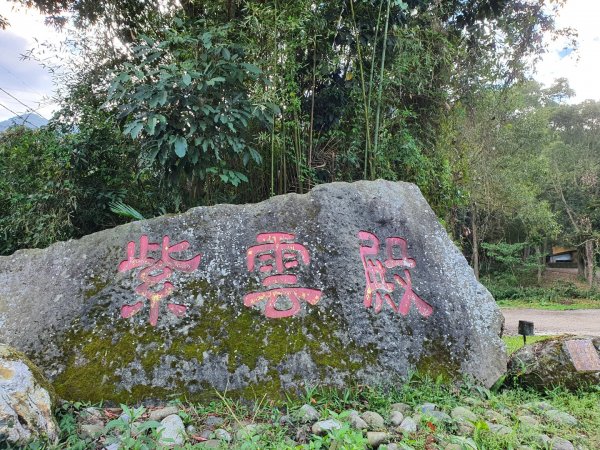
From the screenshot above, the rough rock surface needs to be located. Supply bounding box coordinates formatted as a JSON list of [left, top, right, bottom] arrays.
[[507, 336, 600, 391], [0, 344, 58, 445], [0, 181, 505, 402]]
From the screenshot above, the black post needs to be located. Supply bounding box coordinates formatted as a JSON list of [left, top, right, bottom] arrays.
[[518, 320, 534, 346]]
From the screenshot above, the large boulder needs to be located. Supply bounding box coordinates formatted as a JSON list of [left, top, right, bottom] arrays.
[[0, 344, 59, 445], [507, 336, 600, 390], [0, 180, 506, 403]]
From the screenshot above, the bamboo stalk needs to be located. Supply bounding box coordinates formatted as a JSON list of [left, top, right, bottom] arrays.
[[367, 0, 384, 115], [309, 38, 317, 171], [349, 0, 372, 179], [373, 0, 392, 180], [270, 113, 275, 197]]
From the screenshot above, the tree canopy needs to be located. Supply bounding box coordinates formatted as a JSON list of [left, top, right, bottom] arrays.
[[4, 0, 598, 289]]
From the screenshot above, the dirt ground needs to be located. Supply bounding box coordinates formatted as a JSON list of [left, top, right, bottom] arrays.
[[502, 308, 600, 336]]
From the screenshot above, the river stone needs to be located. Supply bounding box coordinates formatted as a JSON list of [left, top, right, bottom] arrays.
[[79, 423, 103, 439], [451, 406, 477, 422], [415, 403, 437, 414], [389, 411, 404, 426], [312, 419, 342, 435], [157, 414, 186, 447], [361, 411, 385, 429], [296, 404, 320, 423], [367, 431, 389, 447], [348, 410, 369, 429], [0, 180, 506, 403], [397, 417, 418, 433], [427, 410, 452, 423], [507, 336, 600, 391], [0, 344, 59, 445], [550, 438, 575, 450], [487, 423, 512, 435], [79, 407, 104, 426], [149, 406, 179, 422], [390, 403, 412, 415], [544, 410, 578, 426], [517, 415, 540, 428], [215, 428, 232, 442], [204, 415, 225, 427]]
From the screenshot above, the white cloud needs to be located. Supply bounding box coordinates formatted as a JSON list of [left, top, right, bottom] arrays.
[[535, 0, 600, 102], [0, 3, 65, 121]]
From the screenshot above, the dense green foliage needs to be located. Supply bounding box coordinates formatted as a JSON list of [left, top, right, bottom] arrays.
[[0, 127, 76, 253], [108, 19, 270, 200], [3, 0, 599, 292]]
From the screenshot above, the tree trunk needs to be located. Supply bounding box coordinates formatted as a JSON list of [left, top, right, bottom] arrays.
[[576, 247, 585, 279], [536, 245, 544, 285], [472, 205, 479, 280], [585, 239, 594, 288]]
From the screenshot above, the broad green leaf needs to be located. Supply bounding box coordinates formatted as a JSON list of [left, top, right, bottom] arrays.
[[129, 122, 144, 139], [207, 76, 226, 86], [182, 73, 192, 86], [249, 148, 262, 163], [146, 117, 158, 135], [201, 32, 212, 49], [158, 90, 168, 106], [241, 63, 261, 74], [174, 137, 187, 158]]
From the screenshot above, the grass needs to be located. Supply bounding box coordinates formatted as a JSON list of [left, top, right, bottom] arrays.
[[483, 275, 600, 310], [502, 335, 556, 354], [497, 298, 600, 310], [18, 376, 600, 450]]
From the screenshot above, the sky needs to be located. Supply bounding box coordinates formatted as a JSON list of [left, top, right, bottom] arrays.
[[535, 0, 600, 102], [0, 2, 66, 121], [0, 0, 599, 122]]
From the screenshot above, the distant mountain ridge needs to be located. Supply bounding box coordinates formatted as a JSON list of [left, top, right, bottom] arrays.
[[0, 113, 48, 132]]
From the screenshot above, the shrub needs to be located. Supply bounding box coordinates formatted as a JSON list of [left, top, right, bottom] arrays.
[[0, 126, 77, 255]]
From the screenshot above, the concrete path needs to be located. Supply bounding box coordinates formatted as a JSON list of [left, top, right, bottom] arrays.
[[501, 308, 600, 336]]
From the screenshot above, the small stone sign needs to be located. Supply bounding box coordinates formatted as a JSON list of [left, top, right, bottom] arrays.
[[565, 339, 600, 372], [0, 180, 507, 402], [507, 335, 600, 391]]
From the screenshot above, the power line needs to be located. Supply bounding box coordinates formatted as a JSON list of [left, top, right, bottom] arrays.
[[0, 86, 46, 119], [0, 63, 45, 97], [0, 101, 40, 129]]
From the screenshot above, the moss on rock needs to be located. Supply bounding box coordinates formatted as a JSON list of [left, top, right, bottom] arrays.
[[51, 290, 381, 404]]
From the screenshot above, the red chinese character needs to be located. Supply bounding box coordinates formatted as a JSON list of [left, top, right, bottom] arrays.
[[118, 235, 201, 326], [358, 231, 433, 317], [244, 233, 322, 318]]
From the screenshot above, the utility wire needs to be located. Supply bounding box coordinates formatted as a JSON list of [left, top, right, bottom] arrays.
[[0, 63, 45, 97], [0, 101, 40, 128], [0, 86, 46, 119]]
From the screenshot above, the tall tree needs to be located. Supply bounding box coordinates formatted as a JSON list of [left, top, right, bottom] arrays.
[[546, 100, 600, 287]]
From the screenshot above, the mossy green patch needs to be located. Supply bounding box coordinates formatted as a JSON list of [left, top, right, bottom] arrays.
[[186, 299, 379, 375], [84, 275, 110, 299], [415, 337, 462, 382], [52, 282, 381, 405]]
